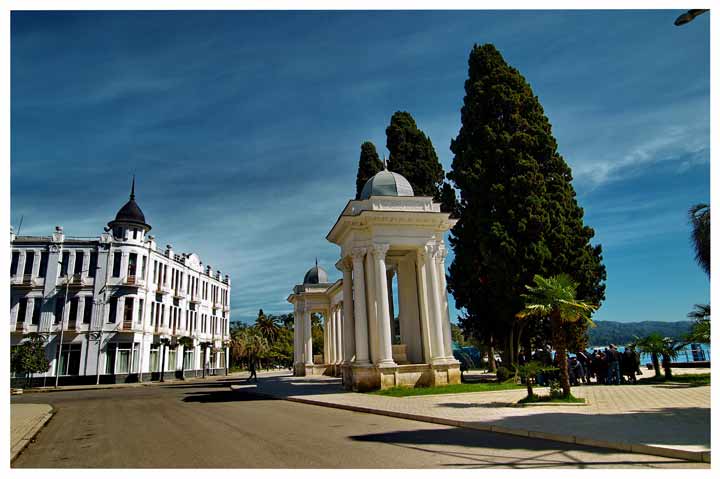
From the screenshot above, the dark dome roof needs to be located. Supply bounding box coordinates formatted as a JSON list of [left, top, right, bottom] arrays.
[[303, 265, 329, 285], [114, 198, 147, 225], [108, 177, 151, 231]]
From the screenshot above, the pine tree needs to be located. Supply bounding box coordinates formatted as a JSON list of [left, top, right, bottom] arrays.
[[386, 111, 445, 200], [355, 142, 383, 199], [447, 44, 606, 365]]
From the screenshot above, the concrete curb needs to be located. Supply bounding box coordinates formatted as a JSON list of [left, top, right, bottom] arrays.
[[237, 387, 709, 464], [11, 407, 54, 463]]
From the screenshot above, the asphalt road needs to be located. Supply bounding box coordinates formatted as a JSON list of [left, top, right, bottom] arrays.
[[11, 378, 707, 468]]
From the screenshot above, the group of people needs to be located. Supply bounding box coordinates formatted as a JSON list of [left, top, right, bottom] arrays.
[[527, 344, 643, 386]]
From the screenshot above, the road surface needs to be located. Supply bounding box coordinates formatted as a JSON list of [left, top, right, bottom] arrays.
[[11, 377, 707, 468]]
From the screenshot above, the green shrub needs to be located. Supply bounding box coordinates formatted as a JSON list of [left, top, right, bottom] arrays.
[[496, 366, 513, 382], [549, 379, 563, 399]]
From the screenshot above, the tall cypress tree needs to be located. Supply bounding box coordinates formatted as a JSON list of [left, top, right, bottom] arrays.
[[447, 44, 605, 364], [386, 111, 445, 200], [355, 141, 383, 199]]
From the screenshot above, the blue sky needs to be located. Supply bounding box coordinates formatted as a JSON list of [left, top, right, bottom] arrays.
[[11, 10, 710, 325]]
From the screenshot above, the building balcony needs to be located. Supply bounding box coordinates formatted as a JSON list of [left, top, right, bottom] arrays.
[[12, 274, 38, 289], [173, 289, 186, 299], [123, 275, 145, 288], [189, 294, 201, 304], [158, 283, 171, 295], [14, 321, 26, 333]]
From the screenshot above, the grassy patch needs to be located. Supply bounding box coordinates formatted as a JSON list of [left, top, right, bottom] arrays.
[[370, 381, 523, 397], [638, 373, 710, 387], [517, 394, 586, 404]]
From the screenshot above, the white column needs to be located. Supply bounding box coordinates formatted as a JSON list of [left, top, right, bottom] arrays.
[[293, 304, 301, 366], [424, 244, 446, 363], [334, 307, 342, 364], [304, 309, 313, 366], [339, 259, 355, 363], [372, 244, 396, 367], [436, 245, 455, 360], [351, 248, 370, 365], [327, 309, 334, 364]]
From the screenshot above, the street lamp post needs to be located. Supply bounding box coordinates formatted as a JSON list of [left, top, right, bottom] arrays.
[[674, 9, 709, 26], [54, 267, 94, 388]]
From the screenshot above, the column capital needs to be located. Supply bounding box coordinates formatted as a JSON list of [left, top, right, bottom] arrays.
[[336, 256, 352, 273], [371, 243, 390, 258], [350, 247, 367, 262]]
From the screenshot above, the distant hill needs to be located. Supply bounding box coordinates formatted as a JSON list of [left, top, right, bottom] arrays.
[[588, 320, 693, 347]]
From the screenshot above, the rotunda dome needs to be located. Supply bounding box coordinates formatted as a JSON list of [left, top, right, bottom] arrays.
[[359, 166, 414, 200], [303, 264, 329, 284]]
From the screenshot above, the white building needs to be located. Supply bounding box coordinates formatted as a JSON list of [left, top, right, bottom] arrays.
[[10, 180, 231, 387], [289, 165, 460, 391]]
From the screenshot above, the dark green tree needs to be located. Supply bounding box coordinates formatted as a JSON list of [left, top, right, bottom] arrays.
[[440, 181, 460, 217], [447, 44, 606, 366], [11, 333, 50, 388], [386, 111, 445, 200], [355, 141, 383, 199]]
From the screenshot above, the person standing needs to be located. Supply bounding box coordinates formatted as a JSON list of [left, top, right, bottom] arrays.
[[607, 345, 621, 385]]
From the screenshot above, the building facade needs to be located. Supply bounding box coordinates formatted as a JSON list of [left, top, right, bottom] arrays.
[[10, 181, 231, 387]]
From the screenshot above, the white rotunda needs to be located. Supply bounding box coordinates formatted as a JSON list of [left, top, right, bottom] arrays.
[[289, 165, 460, 391]]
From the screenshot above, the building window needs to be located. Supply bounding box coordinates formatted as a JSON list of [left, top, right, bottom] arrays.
[[83, 297, 93, 324], [117, 343, 133, 374], [88, 252, 98, 278], [105, 344, 116, 374], [123, 298, 133, 325], [127, 253, 137, 279], [138, 299, 144, 325], [60, 251, 70, 277], [23, 252, 35, 276], [69, 297, 79, 325], [32, 298, 42, 325], [150, 301, 155, 326], [38, 252, 49, 278], [149, 347, 159, 372], [74, 251, 84, 275], [168, 348, 176, 372], [58, 344, 81, 376], [108, 297, 118, 323], [112, 252, 122, 278], [183, 349, 194, 371], [141, 256, 147, 279], [16, 298, 28, 324], [11, 251, 20, 276], [133, 229, 138, 240], [54, 297, 65, 324]]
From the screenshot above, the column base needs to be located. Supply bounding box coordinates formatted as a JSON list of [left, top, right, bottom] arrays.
[[345, 362, 461, 392]]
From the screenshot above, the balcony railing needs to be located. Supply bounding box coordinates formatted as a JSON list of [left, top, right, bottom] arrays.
[[158, 283, 171, 294]]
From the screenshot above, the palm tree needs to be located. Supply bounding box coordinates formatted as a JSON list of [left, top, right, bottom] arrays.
[[231, 328, 270, 371], [517, 274, 597, 397], [635, 333, 664, 378], [689, 203, 710, 276], [686, 304, 710, 344], [255, 312, 280, 344], [635, 334, 684, 379]]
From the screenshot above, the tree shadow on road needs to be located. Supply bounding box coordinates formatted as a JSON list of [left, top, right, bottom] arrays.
[[349, 424, 703, 469], [182, 388, 279, 403]]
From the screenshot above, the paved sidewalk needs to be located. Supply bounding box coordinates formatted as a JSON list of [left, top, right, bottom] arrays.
[[232, 373, 710, 463], [11, 404, 54, 462]]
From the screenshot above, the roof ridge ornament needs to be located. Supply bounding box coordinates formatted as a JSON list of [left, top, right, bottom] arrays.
[[130, 174, 136, 200]]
